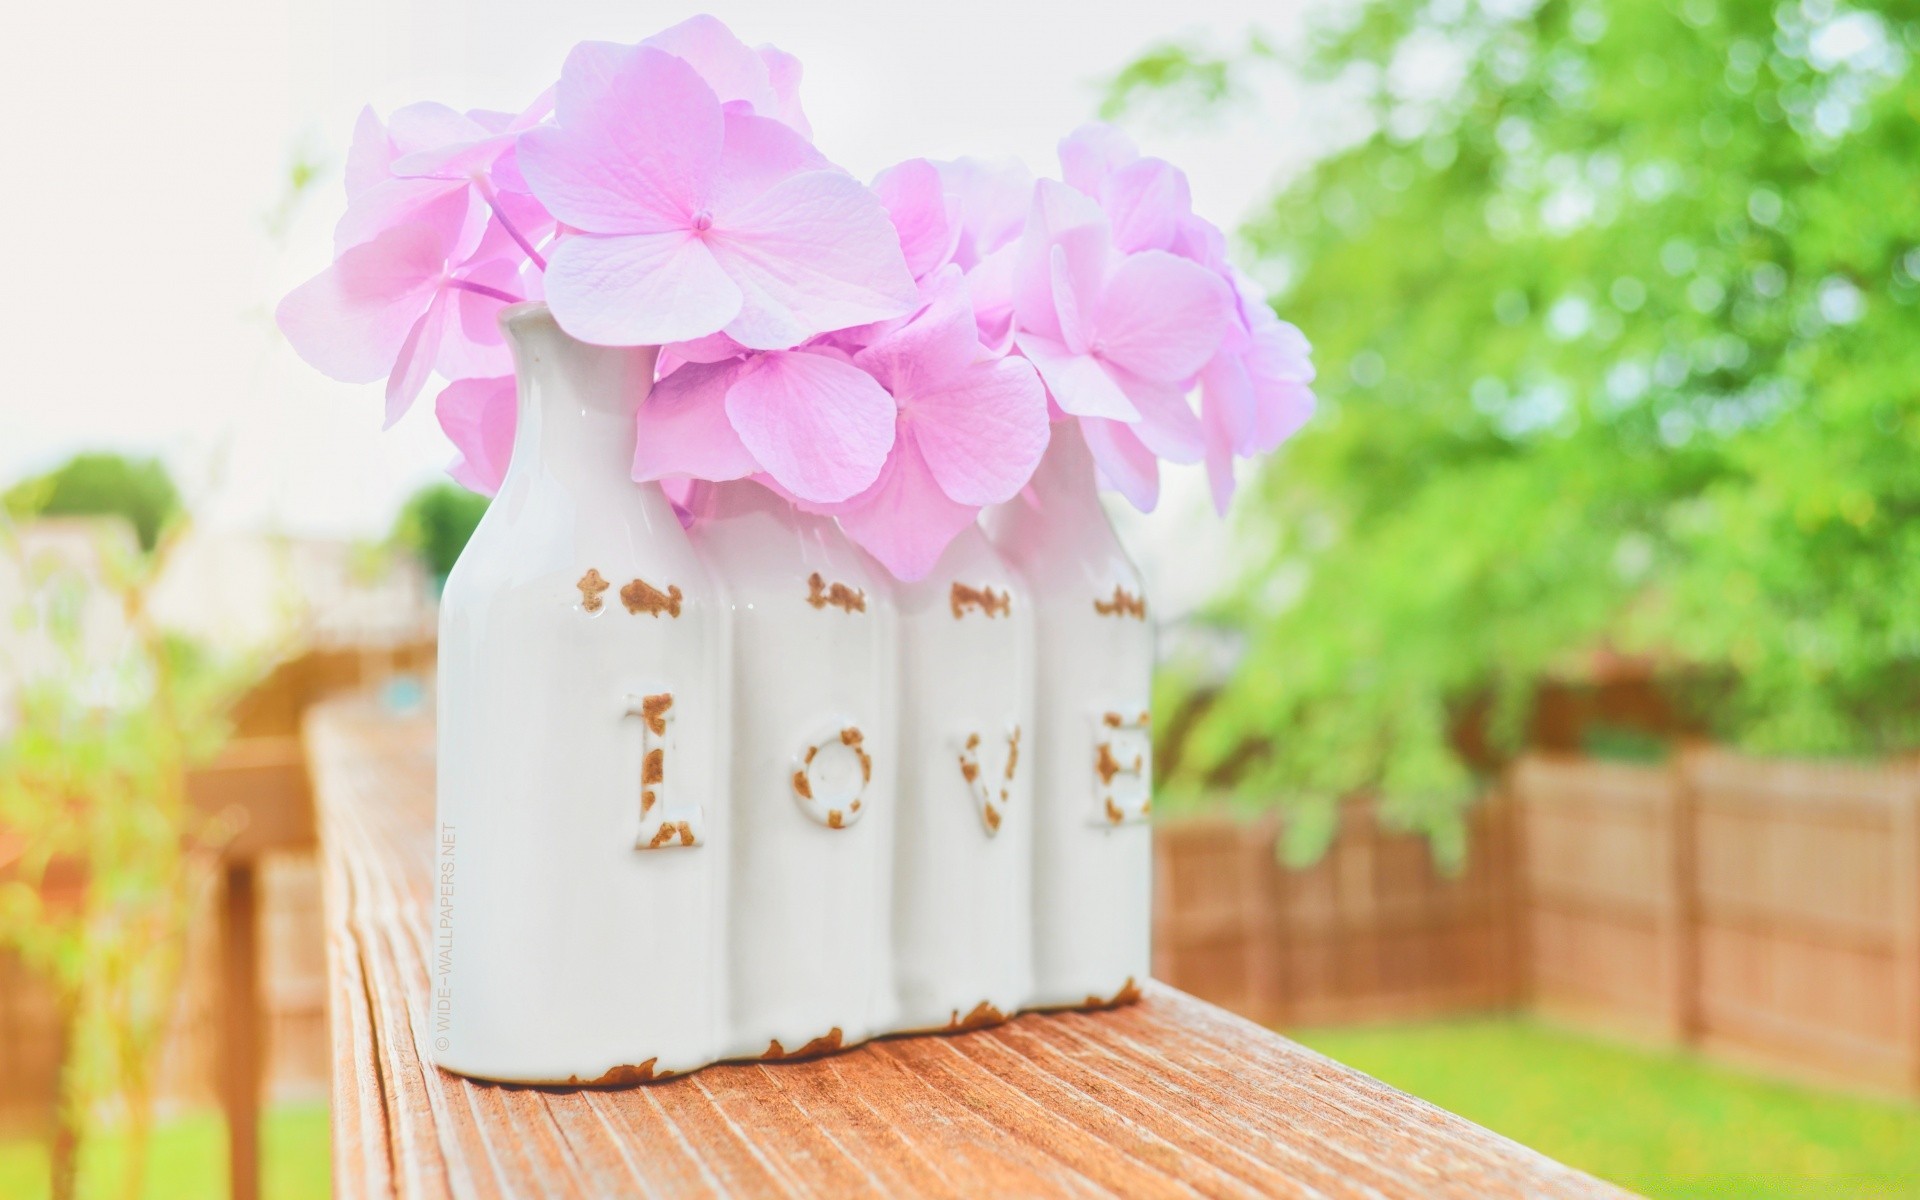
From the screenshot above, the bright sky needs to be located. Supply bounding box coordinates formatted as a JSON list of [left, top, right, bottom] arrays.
[[1, 0, 1326, 613]]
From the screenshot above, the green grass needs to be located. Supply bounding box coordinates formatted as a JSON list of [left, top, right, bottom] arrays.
[[1292, 1017, 1920, 1199], [0, 1103, 329, 1200]]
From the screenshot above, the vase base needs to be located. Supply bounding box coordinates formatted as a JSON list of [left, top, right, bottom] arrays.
[[1024, 976, 1144, 1013]]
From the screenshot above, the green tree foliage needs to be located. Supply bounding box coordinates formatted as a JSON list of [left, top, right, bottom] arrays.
[[1130, 0, 1920, 845], [3, 455, 182, 553], [391, 482, 489, 583]]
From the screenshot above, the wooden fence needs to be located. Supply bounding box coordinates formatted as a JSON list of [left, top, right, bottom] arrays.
[[1514, 750, 1920, 1093], [1154, 750, 1920, 1095], [1152, 802, 1524, 1027]]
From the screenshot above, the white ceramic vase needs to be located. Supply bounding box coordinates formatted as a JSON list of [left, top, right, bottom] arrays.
[[434, 305, 728, 1084], [985, 425, 1153, 1009], [686, 480, 900, 1060], [888, 525, 1037, 1031], [432, 310, 1153, 1087]]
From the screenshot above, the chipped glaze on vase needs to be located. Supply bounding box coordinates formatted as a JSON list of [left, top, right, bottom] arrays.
[[889, 524, 1036, 1031], [434, 304, 727, 1084], [985, 425, 1152, 1010], [686, 480, 900, 1061]]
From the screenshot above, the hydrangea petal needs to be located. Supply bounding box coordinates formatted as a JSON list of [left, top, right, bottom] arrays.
[[1202, 395, 1238, 517], [710, 111, 830, 213], [333, 175, 471, 252], [1250, 376, 1316, 454], [1014, 332, 1138, 421], [633, 360, 760, 483], [388, 102, 489, 152], [1092, 249, 1232, 383], [1113, 369, 1205, 464], [276, 218, 454, 384], [1243, 306, 1317, 452], [722, 350, 897, 501], [344, 106, 392, 201], [385, 292, 448, 427], [1173, 213, 1228, 269], [1080, 416, 1161, 512], [520, 46, 720, 233], [1049, 243, 1098, 355], [662, 331, 753, 371], [938, 156, 1034, 270], [965, 242, 1019, 354], [437, 259, 519, 380], [643, 15, 782, 119], [542, 231, 741, 345], [437, 375, 518, 496], [1058, 122, 1138, 195], [907, 356, 1049, 505], [1103, 157, 1192, 254], [756, 45, 812, 138], [550, 41, 632, 126], [853, 266, 977, 396], [834, 431, 981, 581], [1012, 180, 1107, 345], [708, 170, 918, 350], [387, 103, 503, 178], [873, 159, 961, 280], [1201, 346, 1259, 456], [1245, 305, 1315, 384]]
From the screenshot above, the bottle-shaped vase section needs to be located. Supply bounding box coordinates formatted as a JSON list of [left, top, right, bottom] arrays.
[[984, 424, 1151, 1010], [686, 481, 899, 1061], [434, 304, 728, 1084], [890, 524, 1037, 1031]]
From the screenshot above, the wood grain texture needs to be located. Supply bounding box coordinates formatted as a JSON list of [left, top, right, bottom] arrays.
[[309, 698, 1626, 1199]]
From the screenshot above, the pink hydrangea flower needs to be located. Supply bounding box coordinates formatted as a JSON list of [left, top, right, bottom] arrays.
[[282, 83, 557, 427], [336, 96, 551, 259], [1057, 122, 1220, 263], [1012, 181, 1231, 422], [826, 268, 1050, 579], [633, 344, 897, 503], [1008, 179, 1233, 509], [925, 157, 1036, 352], [937, 157, 1035, 270], [1046, 123, 1315, 511], [277, 186, 548, 425], [280, 20, 1310, 536], [280, 194, 509, 425], [519, 43, 917, 348], [1198, 273, 1316, 512]]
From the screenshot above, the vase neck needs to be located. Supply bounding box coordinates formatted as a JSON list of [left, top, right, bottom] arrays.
[[984, 422, 1126, 572], [499, 304, 660, 493], [691, 479, 812, 524], [1025, 423, 1104, 518]]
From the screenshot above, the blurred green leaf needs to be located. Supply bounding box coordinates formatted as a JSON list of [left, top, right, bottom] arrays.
[[391, 481, 489, 584], [4, 455, 182, 553]]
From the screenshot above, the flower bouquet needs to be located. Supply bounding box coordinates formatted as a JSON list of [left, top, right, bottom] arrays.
[[280, 15, 1312, 1086]]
